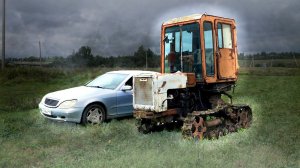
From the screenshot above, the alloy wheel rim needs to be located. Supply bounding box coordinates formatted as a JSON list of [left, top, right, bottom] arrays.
[[86, 107, 103, 124]]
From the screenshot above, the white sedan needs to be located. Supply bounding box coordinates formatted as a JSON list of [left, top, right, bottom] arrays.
[[39, 70, 155, 124]]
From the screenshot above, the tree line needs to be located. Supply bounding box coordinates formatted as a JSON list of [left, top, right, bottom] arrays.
[[6, 48, 300, 68], [239, 52, 300, 60], [54, 45, 160, 68], [7, 45, 160, 68]]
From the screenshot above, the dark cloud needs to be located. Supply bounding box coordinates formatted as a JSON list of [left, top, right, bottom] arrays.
[[0, 0, 299, 57]]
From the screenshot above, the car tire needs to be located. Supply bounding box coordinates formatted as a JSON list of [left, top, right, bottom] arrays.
[[81, 104, 106, 125]]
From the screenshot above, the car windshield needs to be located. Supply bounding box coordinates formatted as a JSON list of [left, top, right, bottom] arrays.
[[85, 73, 128, 90]]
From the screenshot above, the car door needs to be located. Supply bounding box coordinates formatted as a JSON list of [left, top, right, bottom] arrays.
[[116, 77, 133, 116]]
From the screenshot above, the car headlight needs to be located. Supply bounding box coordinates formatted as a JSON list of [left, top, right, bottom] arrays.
[[58, 100, 77, 109]]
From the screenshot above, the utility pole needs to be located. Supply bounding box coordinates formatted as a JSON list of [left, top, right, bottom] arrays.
[[270, 55, 273, 67], [251, 55, 254, 67], [292, 53, 298, 67], [39, 41, 42, 66], [2, 0, 5, 70], [145, 50, 148, 70]]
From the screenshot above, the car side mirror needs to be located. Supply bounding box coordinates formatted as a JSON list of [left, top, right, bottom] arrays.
[[121, 85, 132, 91]]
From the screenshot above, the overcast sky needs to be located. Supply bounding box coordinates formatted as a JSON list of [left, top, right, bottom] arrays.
[[0, 0, 299, 58]]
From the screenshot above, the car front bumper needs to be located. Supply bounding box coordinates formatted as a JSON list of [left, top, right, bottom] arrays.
[[38, 103, 84, 123]]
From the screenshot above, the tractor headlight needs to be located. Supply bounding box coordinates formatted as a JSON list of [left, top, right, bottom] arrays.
[[58, 100, 77, 109]]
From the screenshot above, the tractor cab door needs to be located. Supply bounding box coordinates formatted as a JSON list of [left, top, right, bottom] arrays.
[[215, 20, 237, 79], [202, 18, 216, 83]]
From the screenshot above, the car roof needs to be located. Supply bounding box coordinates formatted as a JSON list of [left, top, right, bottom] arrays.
[[107, 70, 157, 76]]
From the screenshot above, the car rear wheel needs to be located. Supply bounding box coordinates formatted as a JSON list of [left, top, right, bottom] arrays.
[[82, 104, 106, 125]]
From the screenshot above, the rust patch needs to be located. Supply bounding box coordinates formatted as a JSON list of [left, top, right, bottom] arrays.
[[192, 116, 206, 140], [185, 73, 196, 87], [206, 119, 222, 127], [133, 109, 178, 119]]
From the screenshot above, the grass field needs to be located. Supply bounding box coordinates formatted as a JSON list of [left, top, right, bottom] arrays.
[[0, 67, 299, 168], [238, 59, 300, 68]]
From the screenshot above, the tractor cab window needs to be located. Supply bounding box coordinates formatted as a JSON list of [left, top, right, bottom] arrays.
[[164, 23, 201, 80], [204, 21, 214, 76], [217, 23, 232, 49], [164, 26, 180, 73]]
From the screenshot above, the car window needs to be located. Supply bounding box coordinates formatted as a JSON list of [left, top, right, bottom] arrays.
[[86, 73, 128, 90], [124, 77, 133, 87]]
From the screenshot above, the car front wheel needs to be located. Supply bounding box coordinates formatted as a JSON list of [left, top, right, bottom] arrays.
[[82, 104, 105, 125]]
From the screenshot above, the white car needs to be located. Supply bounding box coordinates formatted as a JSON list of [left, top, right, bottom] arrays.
[[39, 70, 155, 124]]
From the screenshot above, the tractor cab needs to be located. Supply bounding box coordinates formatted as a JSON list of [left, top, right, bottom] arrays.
[[161, 14, 238, 84]]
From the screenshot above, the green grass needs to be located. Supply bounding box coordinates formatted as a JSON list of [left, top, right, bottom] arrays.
[[239, 59, 300, 68], [239, 67, 300, 76], [0, 67, 299, 167]]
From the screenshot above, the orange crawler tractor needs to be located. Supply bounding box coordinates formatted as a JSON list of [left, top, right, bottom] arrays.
[[133, 14, 252, 139]]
